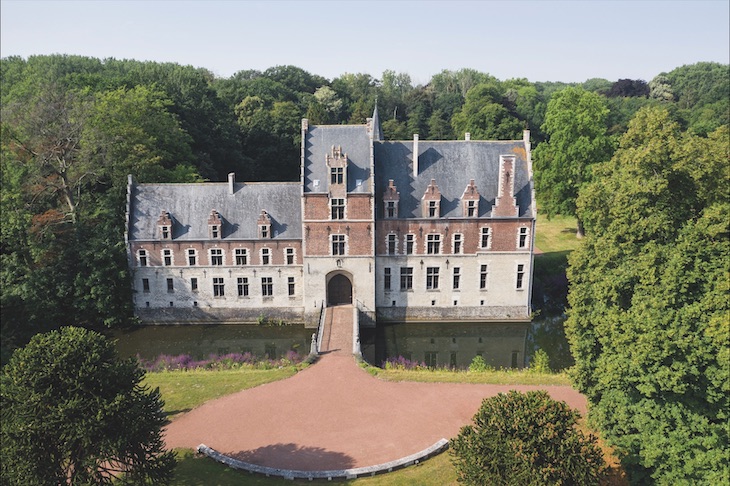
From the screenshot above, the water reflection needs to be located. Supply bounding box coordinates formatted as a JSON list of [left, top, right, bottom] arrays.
[[108, 324, 312, 361], [361, 322, 530, 369]]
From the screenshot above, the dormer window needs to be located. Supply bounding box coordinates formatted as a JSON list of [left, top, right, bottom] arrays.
[[326, 145, 348, 196], [462, 180, 480, 217], [421, 179, 441, 218], [467, 201, 477, 217], [208, 209, 222, 239], [383, 179, 400, 219], [386, 201, 397, 218], [157, 211, 172, 240], [428, 201, 438, 217], [257, 210, 272, 239]]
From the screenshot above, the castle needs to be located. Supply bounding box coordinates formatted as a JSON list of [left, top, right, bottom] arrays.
[[125, 108, 536, 331]]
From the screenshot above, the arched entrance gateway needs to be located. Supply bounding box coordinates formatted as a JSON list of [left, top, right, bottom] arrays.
[[327, 273, 353, 306]]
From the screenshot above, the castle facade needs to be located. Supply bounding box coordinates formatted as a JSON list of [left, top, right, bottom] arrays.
[[125, 109, 536, 328]]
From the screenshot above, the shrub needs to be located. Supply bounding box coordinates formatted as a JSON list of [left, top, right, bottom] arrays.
[[529, 349, 551, 373], [382, 356, 426, 370], [450, 390, 606, 485], [468, 355, 493, 373]]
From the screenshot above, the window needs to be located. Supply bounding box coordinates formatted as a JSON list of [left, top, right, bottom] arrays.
[[400, 267, 413, 290], [425, 351, 438, 367], [142, 278, 150, 293], [426, 267, 440, 290], [211, 225, 219, 239], [161, 225, 170, 239], [260, 225, 269, 238], [210, 248, 223, 265], [286, 248, 295, 265], [187, 249, 196, 266], [237, 277, 249, 297], [162, 249, 172, 266], [191, 277, 198, 292], [427, 234, 440, 254], [138, 249, 148, 267], [167, 278, 174, 293], [405, 234, 415, 254], [261, 248, 271, 265], [467, 200, 477, 217], [387, 234, 397, 255], [331, 198, 345, 220], [386, 201, 396, 218], [480, 227, 491, 249], [262, 277, 273, 296], [384, 268, 391, 291], [428, 200, 438, 217], [453, 234, 462, 254], [518, 227, 529, 248], [235, 248, 247, 265], [516, 264, 525, 289], [453, 267, 460, 290], [480, 264, 488, 289], [330, 167, 343, 184], [288, 277, 295, 296], [213, 277, 225, 297], [332, 234, 346, 255]]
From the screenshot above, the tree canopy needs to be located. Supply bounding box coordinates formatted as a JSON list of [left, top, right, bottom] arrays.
[[1, 327, 175, 484], [450, 390, 606, 485], [566, 107, 729, 483]]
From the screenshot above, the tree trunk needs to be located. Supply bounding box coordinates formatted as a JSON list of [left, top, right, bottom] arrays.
[[576, 217, 585, 239]]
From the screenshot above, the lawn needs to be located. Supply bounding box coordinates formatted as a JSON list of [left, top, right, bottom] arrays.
[[534, 213, 583, 253], [144, 366, 299, 420]]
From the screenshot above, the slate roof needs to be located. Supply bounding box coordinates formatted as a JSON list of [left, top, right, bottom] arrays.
[[128, 181, 302, 241], [303, 124, 371, 194], [374, 140, 533, 219]]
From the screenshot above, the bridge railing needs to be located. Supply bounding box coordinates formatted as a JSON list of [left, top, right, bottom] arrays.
[[315, 303, 326, 355], [353, 302, 363, 358]]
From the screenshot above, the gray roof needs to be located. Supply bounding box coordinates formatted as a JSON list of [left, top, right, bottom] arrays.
[[303, 124, 371, 194], [129, 182, 302, 241], [374, 140, 533, 218]]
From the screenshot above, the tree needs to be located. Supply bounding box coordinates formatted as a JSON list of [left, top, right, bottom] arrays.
[[532, 87, 612, 237], [451, 83, 523, 140], [1, 327, 175, 485], [450, 390, 605, 485], [566, 108, 729, 483]]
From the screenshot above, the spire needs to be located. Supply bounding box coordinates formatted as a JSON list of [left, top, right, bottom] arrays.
[[371, 103, 383, 141]]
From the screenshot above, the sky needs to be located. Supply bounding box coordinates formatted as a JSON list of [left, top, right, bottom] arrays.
[[1, 0, 728, 85]]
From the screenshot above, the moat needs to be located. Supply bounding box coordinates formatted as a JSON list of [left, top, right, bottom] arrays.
[[110, 318, 571, 370]]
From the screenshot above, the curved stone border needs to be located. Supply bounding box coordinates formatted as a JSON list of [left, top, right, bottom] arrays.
[[196, 438, 449, 480]]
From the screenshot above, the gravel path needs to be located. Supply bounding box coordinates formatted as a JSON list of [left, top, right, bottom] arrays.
[[164, 349, 587, 471]]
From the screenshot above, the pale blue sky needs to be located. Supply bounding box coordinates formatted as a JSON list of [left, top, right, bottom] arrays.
[[2, 0, 728, 84]]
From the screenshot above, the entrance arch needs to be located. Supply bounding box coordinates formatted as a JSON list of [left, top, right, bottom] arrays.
[[327, 273, 353, 306]]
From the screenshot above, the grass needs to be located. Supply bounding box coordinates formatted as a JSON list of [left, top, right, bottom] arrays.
[[534, 213, 583, 253], [143, 366, 300, 420], [171, 447, 459, 485], [361, 363, 572, 386]]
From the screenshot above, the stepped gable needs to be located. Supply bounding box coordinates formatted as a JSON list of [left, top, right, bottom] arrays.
[[374, 140, 532, 219], [303, 124, 371, 194], [128, 181, 301, 240]]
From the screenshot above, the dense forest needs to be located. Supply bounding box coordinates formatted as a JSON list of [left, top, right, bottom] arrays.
[[1, 55, 728, 483]]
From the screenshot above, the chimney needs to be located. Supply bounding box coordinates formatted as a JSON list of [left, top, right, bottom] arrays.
[[413, 134, 419, 177], [228, 172, 235, 195], [465, 132, 471, 141]]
